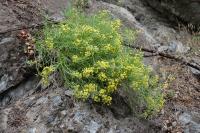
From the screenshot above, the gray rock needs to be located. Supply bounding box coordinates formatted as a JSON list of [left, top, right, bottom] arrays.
[[86, 120, 102, 133], [190, 58, 200, 76], [0, 74, 9, 94], [190, 68, 200, 76], [158, 45, 169, 53], [143, 0, 200, 26], [0, 76, 39, 106], [0, 109, 10, 132], [157, 41, 190, 54], [36, 97, 48, 105], [179, 112, 200, 133], [64, 89, 74, 96], [0, 37, 15, 45], [28, 128, 36, 133], [52, 95, 62, 107], [172, 121, 177, 127], [169, 41, 190, 54]]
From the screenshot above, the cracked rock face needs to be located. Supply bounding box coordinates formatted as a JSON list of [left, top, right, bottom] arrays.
[[0, 0, 200, 132], [0, 0, 69, 95], [0, 36, 27, 94], [0, 84, 158, 133], [142, 0, 200, 26]]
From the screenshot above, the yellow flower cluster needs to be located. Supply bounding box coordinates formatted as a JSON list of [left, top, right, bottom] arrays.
[[41, 66, 55, 86], [45, 38, 54, 50], [99, 89, 112, 105], [96, 60, 110, 69], [111, 19, 121, 30], [72, 71, 82, 79], [98, 72, 107, 81], [61, 24, 70, 32], [103, 44, 115, 53], [78, 83, 97, 100], [82, 25, 99, 33], [72, 55, 79, 63], [74, 39, 81, 46], [82, 67, 94, 78], [98, 10, 109, 19], [107, 79, 118, 93]]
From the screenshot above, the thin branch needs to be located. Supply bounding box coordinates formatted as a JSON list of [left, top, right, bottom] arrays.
[[125, 44, 200, 71]]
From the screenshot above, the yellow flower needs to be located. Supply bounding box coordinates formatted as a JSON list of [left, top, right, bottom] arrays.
[[163, 82, 169, 89], [74, 39, 81, 46], [119, 72, 127, 79], [73, 84, 80, 90], [97, 60, 110, 69], [98, 10, 109, 18], [72, 71, 82, 79], [82, 25, 99, 33], [41, 66, 55, 86], [85, 51, 92, 57], [82, 67, 94, 78], [102, 95, 112, 105], [93, 95, 100, 102], [98, 72, 107, 81], [83, 83, 97, 93], [111, 19, 121, 30], [99, 89, 106, 96], [45, 38, 54, 50], [61, 24, 70, 32], [107, 80, 118, 92], [103, 44, 115, 52], [72, 55, 79, 63], [82, 89, 90, 100]]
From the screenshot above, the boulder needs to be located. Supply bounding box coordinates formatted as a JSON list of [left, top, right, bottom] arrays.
[[143, 0, 200, 26], [0, 0, 69, 94]]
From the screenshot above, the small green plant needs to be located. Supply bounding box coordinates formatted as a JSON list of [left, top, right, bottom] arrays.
[[35, 8, 164, 116]]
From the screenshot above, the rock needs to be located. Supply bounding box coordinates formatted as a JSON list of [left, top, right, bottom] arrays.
[[169, 41, 190, 54], [0, 35, 27, 95], [0, 76, 39, 106], [64, 89, 74, 96], [157, 41, 190, 54], [172, 121, 177, 127], [0, 109, 10, 132], [28, 128, 36, 133], [51, 95, 62, 107], [190, 68, 200, 76], [85, 120, 102, 133], [0, 74, 9, 94], [36, 97, 48, 105], [179, 112, 200, 133], [142, 0, 200, 26], [190, 58, 200, 76], [0, 37, 15, 46], [0, 0, 69, 96], [158, 45, 169, 53], [60, 110, 67, 116]]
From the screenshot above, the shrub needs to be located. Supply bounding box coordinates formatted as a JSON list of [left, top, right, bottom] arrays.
[[35, 9, 164, 116]]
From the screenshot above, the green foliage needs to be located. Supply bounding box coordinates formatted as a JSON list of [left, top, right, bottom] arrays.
[[35, 9, 164, 116]]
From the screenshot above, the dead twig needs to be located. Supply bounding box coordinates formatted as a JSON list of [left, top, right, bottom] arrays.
[[125, 44, 200, 71]]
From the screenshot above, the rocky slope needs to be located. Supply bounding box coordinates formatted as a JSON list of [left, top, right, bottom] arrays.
[[0, 0, 200, 132], [142, 0, 200, 27]]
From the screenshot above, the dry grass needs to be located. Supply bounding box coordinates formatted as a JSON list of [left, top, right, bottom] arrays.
[[178, 24, 200, 57]]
